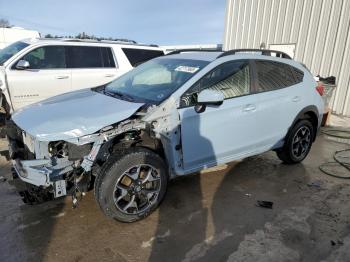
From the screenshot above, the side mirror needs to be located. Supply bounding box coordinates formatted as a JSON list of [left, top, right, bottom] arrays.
[[195, 89, 224, 113], [16, 60, 30, 70], [197, 89, 224, 105]]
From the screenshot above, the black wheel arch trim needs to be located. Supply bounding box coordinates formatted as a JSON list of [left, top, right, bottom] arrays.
[[288, 105, 320, 142]]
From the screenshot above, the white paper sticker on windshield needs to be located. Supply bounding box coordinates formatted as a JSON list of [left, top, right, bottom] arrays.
[[175, 66, 200, 73]]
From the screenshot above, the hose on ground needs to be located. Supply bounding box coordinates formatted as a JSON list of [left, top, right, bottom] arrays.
[[322, 128, 350, 139], [319, 128, 350, 179]]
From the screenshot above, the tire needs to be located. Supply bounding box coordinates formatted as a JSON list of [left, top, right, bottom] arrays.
[[277, 119, 314, 164], [94, 147, 168, 223]]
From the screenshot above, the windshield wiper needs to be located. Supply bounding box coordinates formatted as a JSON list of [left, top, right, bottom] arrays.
[[103, 88, 135, 102]]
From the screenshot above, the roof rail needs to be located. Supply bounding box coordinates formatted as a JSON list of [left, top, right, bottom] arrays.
[[217, 49, 292, 59], [38, 38, 159, 47], [64, 38, 136, 43], [166, 48, 223, 56]]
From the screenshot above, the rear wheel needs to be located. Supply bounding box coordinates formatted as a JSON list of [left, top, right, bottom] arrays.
[[277, 119, 314, 164], [94, 147, 168, 222]]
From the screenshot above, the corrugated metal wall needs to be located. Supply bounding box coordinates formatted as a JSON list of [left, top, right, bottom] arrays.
[[223, 0, 350, 116]]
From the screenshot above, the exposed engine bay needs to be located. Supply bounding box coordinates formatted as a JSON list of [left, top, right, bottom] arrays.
[[7, 98, 182, 206]]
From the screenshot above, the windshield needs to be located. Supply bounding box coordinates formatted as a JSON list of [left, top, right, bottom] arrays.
[[104, 57, 209, 104], [0, 41, 29, 65]]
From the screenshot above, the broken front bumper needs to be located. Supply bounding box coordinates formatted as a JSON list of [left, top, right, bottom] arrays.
[[12, 157, 74, 186], [12, 158, 51, 187], [12, 157, 74, 198]]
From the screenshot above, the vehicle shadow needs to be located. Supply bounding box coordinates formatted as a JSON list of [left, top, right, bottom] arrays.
[[148, 134, 309, 261], [148, 109, 215, 262]]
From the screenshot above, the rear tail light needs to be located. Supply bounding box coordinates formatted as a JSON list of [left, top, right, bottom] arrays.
[[316, 82, 324, 96]]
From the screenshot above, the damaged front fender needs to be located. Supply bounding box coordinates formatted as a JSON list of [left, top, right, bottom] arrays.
[[142, 97, 183, 177]]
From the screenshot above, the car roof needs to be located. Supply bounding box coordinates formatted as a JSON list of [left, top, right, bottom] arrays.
[[164, 51, 223, 62], [164, 50, 308, 70], [163, 49, 297, 63], [19, 38, 162, 50]]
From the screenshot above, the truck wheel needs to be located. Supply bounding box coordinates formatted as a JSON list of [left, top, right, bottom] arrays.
[[277, 119, 314, 164], [94, 147, 168, 223]]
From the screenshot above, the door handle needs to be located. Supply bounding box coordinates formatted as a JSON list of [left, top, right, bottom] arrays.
[[292, 96, 301, 102], [243, 104, 256, 112], [56, 75, 69, 79], [105, 74, 115, 78]]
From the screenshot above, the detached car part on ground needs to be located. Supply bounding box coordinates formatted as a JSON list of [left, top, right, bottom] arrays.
[[7, 50, 324, 222]]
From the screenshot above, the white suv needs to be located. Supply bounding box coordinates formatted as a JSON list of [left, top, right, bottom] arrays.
[[8, 49, 324, 222], [0, 38, 164, 115]]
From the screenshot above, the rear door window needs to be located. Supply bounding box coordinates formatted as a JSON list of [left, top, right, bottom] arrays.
[[255, 60, 304, 92], [67, 46, 116, 68], [67, 46, 103, 68], [21, 46, 66, 69], [122, 48, 164, 67]]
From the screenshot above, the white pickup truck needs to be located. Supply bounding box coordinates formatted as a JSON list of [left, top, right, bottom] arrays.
[[0, 38, 164, 121]]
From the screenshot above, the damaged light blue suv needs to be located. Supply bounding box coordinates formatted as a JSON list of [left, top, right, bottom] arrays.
[[8, 49, 324, 222]]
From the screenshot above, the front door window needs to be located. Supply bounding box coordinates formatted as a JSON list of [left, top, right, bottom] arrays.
[[180, 60, 251, 107], [21, 46, 66, 69]]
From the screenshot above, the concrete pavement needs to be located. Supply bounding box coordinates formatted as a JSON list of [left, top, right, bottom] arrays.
[[1, 135, 350, 262]]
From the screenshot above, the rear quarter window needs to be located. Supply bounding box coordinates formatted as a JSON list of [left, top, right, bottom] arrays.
[[122, 48, 164, 67], [291, 66, 304, 83], [255, 60, 304, 92]]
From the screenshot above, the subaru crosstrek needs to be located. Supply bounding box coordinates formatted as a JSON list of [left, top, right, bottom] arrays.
[[7, 49, 324, 222]]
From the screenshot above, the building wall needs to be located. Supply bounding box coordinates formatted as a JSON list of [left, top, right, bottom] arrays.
[[223, 0, 350, 116]]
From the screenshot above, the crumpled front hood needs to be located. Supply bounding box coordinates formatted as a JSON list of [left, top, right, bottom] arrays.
[[12, 89, 144, 141]]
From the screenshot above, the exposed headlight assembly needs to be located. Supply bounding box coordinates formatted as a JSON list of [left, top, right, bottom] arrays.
[[49, 141, 92, 161]]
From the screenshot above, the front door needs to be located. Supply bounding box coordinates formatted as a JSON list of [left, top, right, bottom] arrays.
[[178, 60, 260, 172], [7, 45, 71, 110]]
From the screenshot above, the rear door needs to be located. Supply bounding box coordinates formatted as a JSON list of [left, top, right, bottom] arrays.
[[251, 59, 305, 149], [6, 45, 71, 110], [67, 46, 119, 90]]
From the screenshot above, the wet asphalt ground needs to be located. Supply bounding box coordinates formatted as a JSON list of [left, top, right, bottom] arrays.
[[1, 134, 350, 262]]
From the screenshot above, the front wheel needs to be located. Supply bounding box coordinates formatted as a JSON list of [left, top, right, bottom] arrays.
[[277, 119, 314, 164], [94, 148, 168, 222]]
